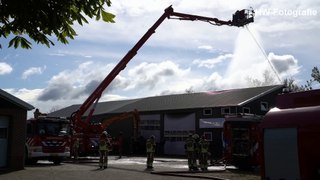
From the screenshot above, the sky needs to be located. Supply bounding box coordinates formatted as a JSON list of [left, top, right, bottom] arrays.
[[1, 0, 319, 118]]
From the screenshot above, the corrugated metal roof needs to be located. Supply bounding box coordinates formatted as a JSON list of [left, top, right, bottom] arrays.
[[0, 89, 34, 110], [49, 85, 284, 117]]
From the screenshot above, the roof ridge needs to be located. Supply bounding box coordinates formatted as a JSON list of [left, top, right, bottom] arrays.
[[0, 89, 34, 110]]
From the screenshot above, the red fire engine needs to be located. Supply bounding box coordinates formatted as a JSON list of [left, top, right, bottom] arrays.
[[223, 114, 262, 169], [25, 115, 71, 164], [260, 89, 320, 180], [69, 6, 254, 156]]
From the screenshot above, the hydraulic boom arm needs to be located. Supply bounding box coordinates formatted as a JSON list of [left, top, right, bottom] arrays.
[[71, 5, 254, 132]]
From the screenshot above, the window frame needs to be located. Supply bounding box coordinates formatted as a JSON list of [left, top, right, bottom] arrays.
[[242, 107, 251, 114], [261, 102, 269, 111], [203, 108, 213, 115], [221, 107, 231, 115]]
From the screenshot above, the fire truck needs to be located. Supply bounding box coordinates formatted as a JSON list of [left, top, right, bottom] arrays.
[[223, 114, 262, 169], [260, 89, 320, 180], [69, 6, 254, 156], [25, 115, 71, 164]]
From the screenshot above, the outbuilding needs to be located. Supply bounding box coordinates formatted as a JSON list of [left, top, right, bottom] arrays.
[[0, 89, 34, 171], [51, 85, 284, 158]]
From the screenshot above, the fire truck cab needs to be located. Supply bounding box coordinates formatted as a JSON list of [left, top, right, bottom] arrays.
[[223, 113, 262, 169], [260, 89, 320, 180], [25, 116, 71, 164]]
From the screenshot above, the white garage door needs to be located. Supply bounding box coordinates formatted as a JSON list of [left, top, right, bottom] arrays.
[[164, 113, 195, 155], [0, 116, 9, 167]]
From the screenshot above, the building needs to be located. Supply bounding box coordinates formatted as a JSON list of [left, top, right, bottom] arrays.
[[0, 89, 34, 171], [50, 85, 284, 158]]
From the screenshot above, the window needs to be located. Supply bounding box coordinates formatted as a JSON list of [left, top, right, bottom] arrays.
[[221, 107, 231, 114], [203, 132, 212, 141], [203, 108, 212, 115], [261, 102, 269, 111], [140, 119, 160, 130], [242, 107, 250, 114], [164, 130, 192, 142]]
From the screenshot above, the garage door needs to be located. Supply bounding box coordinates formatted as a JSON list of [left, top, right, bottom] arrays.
[[164, 113, 195, 155], [0, 116, 9, 167]]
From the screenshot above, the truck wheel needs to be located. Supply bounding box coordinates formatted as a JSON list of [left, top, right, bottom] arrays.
[[24, 149, 38, 165], [25, 159, 38, 165]]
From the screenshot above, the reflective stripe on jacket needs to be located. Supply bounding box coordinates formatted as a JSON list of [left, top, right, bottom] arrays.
[[199, 139, 209, 153], [185, 138, 195, 151], [146, 139, 156, 153]]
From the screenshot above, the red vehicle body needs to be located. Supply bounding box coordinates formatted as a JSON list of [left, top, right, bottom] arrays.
[[25, 116, 71, 164], [260, 89, 320, 180], [70, 110, 140, 157], [223, 114, 261, 169], [69, 6, 254, 156]]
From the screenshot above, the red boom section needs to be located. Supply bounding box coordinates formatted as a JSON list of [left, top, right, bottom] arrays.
[[71, 5, 254, 134]]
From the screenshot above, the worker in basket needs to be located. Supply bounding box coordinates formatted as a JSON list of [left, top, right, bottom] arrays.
[[99, 131, 112, 169]]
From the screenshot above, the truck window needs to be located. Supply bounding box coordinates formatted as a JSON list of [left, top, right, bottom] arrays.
[[37, 122, 70, 136]]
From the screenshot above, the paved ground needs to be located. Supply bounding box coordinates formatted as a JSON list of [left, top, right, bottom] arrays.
[[0, 156, 260, 180]]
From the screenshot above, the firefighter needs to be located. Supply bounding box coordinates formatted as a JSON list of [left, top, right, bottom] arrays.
[[73, 138, 80, 160], [185, 133, 196, 170], [192, 133, 200, 170], [199, 135, 210, 170], [99, 131, 111, 169], [146, 135, 156, 169], [34, 108, 42, 119]]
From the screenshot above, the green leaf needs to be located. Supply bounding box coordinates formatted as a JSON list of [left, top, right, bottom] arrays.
[[101, 10, 115, 23], [96, 9, 101, 21], [9, 36, 23, 49], [8, 39, 14, 48], [14, 37, 21, 48], [106, 0, 112, 6], [20, 38, 32, 49]]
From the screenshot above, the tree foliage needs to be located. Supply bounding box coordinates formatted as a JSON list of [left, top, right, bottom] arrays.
[[0, 0, 115, 49], [311, 66, 320, 83], [304, 66, 320, 90], [283, 78, 305, 92], [283, 66, 320, 92], [246, 70, 278, 87]]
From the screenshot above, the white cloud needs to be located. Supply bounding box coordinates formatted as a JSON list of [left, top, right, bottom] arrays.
[[0, 62, 13, 75], [22, 66, 46, 79], [192, 54, 233, 69], [198, 45, 213, 51], [127, 61, 190, 90], [268, 52, 300, 78], [4, 88, 42, 102], [38, 61, 114, 101]]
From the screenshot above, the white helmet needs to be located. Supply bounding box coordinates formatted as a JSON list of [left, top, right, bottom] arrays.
[[102, 131, 108, 136]]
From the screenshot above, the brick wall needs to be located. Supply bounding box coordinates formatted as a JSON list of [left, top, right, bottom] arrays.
[[0, 108, 27, 171]]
